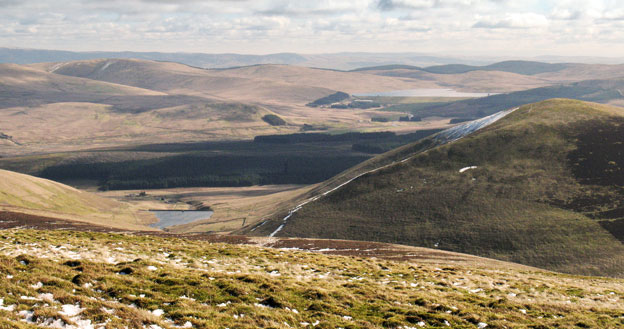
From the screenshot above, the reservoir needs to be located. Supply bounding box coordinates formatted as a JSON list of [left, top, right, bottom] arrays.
[[149, 210, 214, 229], [353, 88, 495, 98]]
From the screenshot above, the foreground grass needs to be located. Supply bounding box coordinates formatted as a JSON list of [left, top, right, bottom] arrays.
[[0, 230, 622, 328]]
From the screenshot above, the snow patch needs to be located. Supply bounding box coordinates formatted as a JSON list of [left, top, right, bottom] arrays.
[[459, 166, 477, 173], [435, 107, 518, 143], [0, 298, 15, 311], [59, 304, 84, 317], [39, 293, 55, 303]]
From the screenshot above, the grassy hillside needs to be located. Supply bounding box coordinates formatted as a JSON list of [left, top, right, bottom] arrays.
[[0, 169, 154, 230], [0, 229, 621, 328], [254, 99, 624, 277], [0, 63, 176, 110]]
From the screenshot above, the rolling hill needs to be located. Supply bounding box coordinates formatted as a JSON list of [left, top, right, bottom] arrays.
[[250, 99, 624, 277], [423, 60, 572, 75], [31, 59, 436, 104], [0, 63, 175, 109], [1, 58, 458, 157], [0, 61, 303, 156], [355, 60, 624, 79], [388, 78, 624, 120], [0, 169, 155, 230], [355, 61, 624, 94], [353, 60, 572, 75]]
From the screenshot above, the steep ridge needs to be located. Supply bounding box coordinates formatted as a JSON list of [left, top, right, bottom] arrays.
[[252, 99, 624, 277], [0, 169, 155, 230]]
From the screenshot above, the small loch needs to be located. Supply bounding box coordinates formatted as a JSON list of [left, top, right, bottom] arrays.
[[149, 210, 214, 229]]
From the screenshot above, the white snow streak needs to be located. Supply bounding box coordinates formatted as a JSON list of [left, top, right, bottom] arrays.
[[98, 61, 115, 73], [459, 166, 477, 173]]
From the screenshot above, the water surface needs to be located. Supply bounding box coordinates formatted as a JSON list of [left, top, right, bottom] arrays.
[[149, 210, 214, 229]]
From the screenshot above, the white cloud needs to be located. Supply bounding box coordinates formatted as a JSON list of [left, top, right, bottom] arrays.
[[0, 0, 623, 57], [602, 8, 624, 21], [473, 13, 549, 29]]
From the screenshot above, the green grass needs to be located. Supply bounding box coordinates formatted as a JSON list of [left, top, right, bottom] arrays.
[[0, 229, 622, 328], [256, 99, 624, 277]]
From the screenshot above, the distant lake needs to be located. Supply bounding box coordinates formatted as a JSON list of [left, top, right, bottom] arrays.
[[149, 210, 214, 229], [353, 89, 495, 98]]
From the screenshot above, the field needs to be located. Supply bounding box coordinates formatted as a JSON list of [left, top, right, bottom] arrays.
[[0, 228, 622, 328]]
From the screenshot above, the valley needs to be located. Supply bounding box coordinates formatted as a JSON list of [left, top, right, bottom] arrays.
[[2, 51, 624, 328]]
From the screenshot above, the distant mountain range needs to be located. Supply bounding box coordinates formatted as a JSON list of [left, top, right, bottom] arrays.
[[352, 60, 572, 75]]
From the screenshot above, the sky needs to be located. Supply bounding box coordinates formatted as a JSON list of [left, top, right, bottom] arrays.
[[1, 0, 624, 57]]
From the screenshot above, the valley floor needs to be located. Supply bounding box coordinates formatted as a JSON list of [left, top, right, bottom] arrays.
[[96, 185, 314, 233]]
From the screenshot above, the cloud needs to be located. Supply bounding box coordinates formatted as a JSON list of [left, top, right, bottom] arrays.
[[0, 0, 21, 7], [473, 13, 548, 29], [0, 0, 623, 57], [377, 0, 435, 10], [257, 0, 368, 17], [601, 9, 624, 21], [550, 8, 582, 20], [377, 0, 480, 11]]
